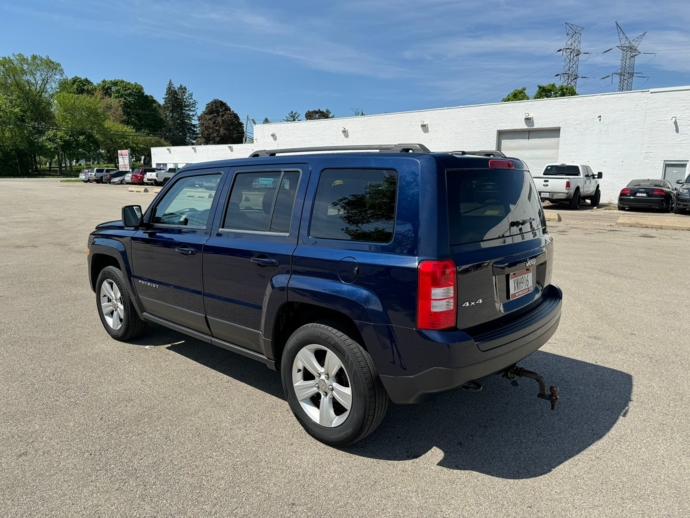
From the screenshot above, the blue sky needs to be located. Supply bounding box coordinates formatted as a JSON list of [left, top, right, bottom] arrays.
[[1, 0, 689, 123]]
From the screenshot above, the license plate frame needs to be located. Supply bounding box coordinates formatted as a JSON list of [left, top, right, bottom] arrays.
[[635, 192, 647, 197], [509, 268, 534, 300], [540, 192, 549, 198]]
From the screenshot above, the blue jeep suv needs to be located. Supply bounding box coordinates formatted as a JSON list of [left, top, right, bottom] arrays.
[[87, 144, 562, 446]]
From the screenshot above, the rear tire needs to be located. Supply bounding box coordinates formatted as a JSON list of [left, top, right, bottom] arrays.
[[568, 190, 581, 210], [590, 188, 601, 207], [95, 266, 147, 341], [674, 203, 684, 214], [281, 323, 388, 447]]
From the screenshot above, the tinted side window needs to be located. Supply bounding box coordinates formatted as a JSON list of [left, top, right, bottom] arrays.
[[223, 171, 300, 232], [153, 174, 221, 229], [310, 169, 397, 243]]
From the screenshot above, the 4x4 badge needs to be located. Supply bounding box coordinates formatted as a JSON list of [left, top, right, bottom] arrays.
[[462, 299, 483, 307]]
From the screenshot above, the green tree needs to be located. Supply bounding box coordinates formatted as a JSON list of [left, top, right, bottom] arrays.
[[197, 99, 244, 144], [58, 76, 95, 95], [284, 111, 301, 122], [96, 79, 165, 135], [533, 83, 577, 99], [262, 117, 270, 124], [305, 108, 334, 120], [0, 54, 64, 173], [161, 80, 198, 146], [502, 87, 530, 102]]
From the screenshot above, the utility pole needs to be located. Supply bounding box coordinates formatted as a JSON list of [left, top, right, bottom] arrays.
[[614, 22, 646, 91]]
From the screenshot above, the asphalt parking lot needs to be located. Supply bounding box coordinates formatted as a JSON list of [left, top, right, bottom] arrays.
[[1, 179, 689, 516]]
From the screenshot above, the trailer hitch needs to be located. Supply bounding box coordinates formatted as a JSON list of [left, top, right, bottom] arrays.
[[503, 365, 559, 410]]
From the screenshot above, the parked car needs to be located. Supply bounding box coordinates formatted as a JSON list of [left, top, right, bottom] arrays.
[[129, 168, 151, 185], [87, 143, 562, 446], [139, 168, 159, 186], [123, 172, 133, 184], [618, 179, 676, 212], [107, 170, 128, 184], [155, 167, 178, 185], [88, 168, 118, 183], [79, 169, 91, 182], [674, 176, 690, 214], [533, 163, 602, 209]]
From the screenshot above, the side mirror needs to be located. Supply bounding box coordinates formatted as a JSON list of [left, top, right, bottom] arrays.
[[597, 172, 603, 179], [122, 205, 143, 227], [677, 179, 684, 185]]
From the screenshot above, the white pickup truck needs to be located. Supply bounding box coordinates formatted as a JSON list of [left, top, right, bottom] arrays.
[[534, 163, 603, 209], [145, 167, 179, 186]]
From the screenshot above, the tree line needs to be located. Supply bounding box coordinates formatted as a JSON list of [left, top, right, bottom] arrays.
[[0, 53, 250, 175]]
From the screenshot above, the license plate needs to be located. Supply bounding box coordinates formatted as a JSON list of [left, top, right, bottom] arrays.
[[540, 192, 549, 198], [636, 193, 647, 197], [509, 268, 533, 300]]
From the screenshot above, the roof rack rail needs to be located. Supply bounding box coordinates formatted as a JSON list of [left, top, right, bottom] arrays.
[[450, 150, 506, 158], [249, 143, 431, 157]]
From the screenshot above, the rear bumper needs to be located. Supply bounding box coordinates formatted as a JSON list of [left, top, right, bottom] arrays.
[[618, 196, 667, 209], [379, 285, 562, 404]]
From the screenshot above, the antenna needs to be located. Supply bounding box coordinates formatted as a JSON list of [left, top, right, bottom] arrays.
[[559, 23, 584, 87], [614, 22, 647, 91]]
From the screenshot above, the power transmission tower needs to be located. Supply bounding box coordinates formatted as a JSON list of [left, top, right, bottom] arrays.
[[559, 23, 584, 87], [614, 22, 646, 91]]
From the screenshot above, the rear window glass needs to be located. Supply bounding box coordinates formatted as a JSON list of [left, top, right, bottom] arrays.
[[543, 165, 580, 176], [310, 169, 397, 243], [628, 180, 668, 188], [447, 169, 545, 245]]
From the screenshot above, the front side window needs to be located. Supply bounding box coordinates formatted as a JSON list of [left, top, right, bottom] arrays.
[[223, 171, 300, 232], [310, 169, 397, 243], [153, 174, 221, 229]]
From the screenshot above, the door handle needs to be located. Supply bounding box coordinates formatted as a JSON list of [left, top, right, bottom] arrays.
[[175, 245, 197, 256], [251, 256, 279, 267]]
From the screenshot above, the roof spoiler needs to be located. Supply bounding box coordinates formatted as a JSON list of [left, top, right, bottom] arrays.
[[249, 143, 431, 157], [450, 150, 506, 158]]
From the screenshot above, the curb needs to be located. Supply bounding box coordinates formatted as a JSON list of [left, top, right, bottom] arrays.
[[544, 212, 562, 222], [616, 216, 690, 231], [128, 187, 149, 193], [152, 188, 161, 194]]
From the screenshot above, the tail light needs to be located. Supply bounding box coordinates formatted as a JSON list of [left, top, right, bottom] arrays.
[[566, 181, 571, 189], [652, 189, 666, 196], [488, 160, 514, 169], [417, 259, 456, 330], [621, 188, 631, 195]]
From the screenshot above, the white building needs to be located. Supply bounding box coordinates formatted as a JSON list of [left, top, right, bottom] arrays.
[[153, 86, 690, 202]]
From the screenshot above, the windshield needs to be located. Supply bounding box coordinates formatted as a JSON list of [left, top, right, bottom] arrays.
[[446, 169, 545, 245], [628, 180, 668, 188], [543, 165, 580, 176]]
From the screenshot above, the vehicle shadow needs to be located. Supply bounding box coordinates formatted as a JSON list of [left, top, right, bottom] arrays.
[[141, 324, 285, 399], [542, 202, 606, 212], [349, 351, 632, 478], [141, 325, 632, 479]]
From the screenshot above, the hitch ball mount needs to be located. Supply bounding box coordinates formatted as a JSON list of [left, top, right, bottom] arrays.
[[503, 365, 559, 410]]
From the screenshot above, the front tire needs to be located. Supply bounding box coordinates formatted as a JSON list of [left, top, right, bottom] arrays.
[[568, 190, 581, 210], [96, 266, 147, 341], [281, 323, 388, 447]]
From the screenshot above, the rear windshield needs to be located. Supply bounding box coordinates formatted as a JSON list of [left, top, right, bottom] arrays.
[[447, 169, 545, 245], [543, 165, 580, 176], [628, 180, 668, 188]]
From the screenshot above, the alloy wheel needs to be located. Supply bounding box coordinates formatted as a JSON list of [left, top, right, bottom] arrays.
[[100, 279, 124, 330], [292, 344, 352, 428]]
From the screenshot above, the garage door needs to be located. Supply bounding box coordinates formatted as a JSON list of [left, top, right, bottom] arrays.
[[498, 129, 561, 176], [663, 162, 688, 185]]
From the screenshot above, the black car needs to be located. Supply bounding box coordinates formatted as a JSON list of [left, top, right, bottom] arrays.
[[618, 179, 676, 212], [674, 177, 690, 214]]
